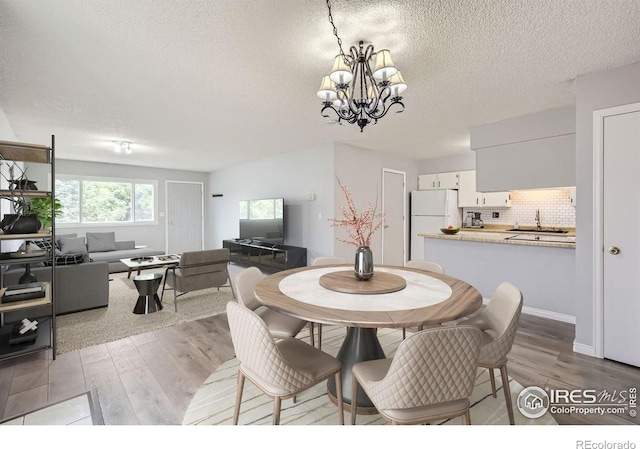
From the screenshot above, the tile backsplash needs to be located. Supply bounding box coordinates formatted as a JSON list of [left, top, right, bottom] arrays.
[[463, 188, 576, 228]]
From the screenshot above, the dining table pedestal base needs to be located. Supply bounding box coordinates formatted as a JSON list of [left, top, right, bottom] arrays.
[[326, 327, 386, 413]]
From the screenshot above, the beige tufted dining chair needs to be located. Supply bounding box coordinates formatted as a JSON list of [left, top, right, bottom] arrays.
[[226, 301, 344, 425], [234, 266, 308, 341], [456, 281, 523, 425], [310, 256, 348, 349], [351, 325, 482, 425], [402, 259, 445, 338]]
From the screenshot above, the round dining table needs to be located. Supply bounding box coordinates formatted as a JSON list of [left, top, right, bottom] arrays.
[[254, 264, 483, 413]]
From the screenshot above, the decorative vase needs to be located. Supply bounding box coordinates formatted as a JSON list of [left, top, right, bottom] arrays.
[[354, 246, 374, 281], [0, 214, 42, 234]]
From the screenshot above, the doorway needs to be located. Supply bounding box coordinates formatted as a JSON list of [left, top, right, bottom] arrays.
[[594, 102, 640, 367], [381, 169, 406, 266], [165, 181, 204, 254]]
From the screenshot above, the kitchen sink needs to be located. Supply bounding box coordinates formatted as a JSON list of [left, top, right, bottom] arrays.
[[505, 228, 568, 234], [506, 234, 575, 243]]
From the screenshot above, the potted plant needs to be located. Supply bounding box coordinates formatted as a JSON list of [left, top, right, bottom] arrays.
[[26, 197, 62, 230]]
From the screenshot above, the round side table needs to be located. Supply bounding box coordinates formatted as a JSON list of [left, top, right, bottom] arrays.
[[132, 273, 164, 314]]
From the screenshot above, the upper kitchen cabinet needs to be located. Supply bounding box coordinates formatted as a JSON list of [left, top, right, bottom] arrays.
[[458, 170, 511, 208], [418, 171, 459, 190], [471, 105, 576, 192]]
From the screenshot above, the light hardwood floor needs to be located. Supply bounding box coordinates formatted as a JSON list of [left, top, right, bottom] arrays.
[[0, 299, 638, 425]]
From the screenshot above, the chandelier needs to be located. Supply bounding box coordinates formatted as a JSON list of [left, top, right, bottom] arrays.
[[317, 0, 406, 132]]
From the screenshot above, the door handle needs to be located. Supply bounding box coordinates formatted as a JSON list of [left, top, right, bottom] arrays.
[[608, 246, 621, 255]]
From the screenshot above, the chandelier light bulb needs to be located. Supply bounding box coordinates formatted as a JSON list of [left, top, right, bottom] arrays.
[[317, 76, 338, 101], [388, 71, 407, 95], [330, 55, 353, 86], [372, 49, 397, 81]]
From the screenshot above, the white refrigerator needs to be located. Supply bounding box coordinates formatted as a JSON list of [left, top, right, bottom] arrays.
[[410, 190, 462, 260]]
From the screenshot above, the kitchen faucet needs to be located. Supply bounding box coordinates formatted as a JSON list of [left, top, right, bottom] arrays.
[[535, 209, 541, 231]]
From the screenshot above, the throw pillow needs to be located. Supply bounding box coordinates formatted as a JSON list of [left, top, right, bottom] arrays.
[[86, 232, 117, 252], [56, 233, 78, 249], [44, 253, 85, 266], [59, 237, 87, 255]]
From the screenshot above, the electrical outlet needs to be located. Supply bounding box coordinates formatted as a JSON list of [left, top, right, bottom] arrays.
[[492, 212, 499, 218]]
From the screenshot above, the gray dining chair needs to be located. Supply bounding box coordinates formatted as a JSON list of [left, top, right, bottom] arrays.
[[234, 266, 309, 341], [456, 281, 523, 425], [351, 325, 482, 425], [310, 256, 348, 349], [402, 259, 445, 338], [227, 301, 344, 425]]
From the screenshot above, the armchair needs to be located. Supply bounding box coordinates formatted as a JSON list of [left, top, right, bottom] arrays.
[[161, 248, 232, 312]]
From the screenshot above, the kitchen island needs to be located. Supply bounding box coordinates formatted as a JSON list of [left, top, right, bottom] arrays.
[[418, 227, 575, 322]]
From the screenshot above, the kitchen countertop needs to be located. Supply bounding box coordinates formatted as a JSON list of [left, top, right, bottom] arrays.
[[419, 224, 576, 249]]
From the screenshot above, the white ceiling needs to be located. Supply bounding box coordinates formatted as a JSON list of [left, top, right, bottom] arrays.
[[1, 0, 640, 172]]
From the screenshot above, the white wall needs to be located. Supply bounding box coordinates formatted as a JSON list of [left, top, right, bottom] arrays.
[[0, 106, 21, 251], [575, 61, 640, 349], [25, 159, 208, 252], [208, 145, 335, 263], [333, 143, 418, 264]]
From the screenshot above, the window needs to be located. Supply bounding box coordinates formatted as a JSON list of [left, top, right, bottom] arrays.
[[56, 175, 157, 225]]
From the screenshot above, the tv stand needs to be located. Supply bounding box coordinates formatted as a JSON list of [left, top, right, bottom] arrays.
[[223, 239, 307, 272]]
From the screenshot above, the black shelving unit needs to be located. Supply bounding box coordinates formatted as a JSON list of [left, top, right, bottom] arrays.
[[0, 136, 57, 360]]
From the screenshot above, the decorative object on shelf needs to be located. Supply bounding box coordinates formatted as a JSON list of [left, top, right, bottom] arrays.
[[0, 213, 41, 234], [317, 0, 406, 132], [329, 178, 384, 281], [9, 318, 39, 345], [26, 196, 62, 230], [18, 263, 38, 284], [10, 179, 38, 190], [10, 249, 47, 258]]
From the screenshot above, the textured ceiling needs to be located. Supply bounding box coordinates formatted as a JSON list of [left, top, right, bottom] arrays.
[[1, 0, 640, 172]]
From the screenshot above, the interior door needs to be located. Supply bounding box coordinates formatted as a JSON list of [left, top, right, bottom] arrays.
[[382, 169, 405, 266], [603, 108, 640, 367], [166, 181, 204, 254]]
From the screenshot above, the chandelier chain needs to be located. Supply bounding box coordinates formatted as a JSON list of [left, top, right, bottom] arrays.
[[326, 0, 349, 65]]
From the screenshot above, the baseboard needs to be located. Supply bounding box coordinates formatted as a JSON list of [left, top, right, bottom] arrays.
[[573, 341, 597, 357], [481, 298, 576, 324]]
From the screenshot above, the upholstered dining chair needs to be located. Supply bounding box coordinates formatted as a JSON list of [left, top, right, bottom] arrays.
[[234, 266, 309, 342], [161, 248, 232, 312], [456, 281, 523, 425], [402, 259, 445, 338], [351, 325, 482, 425], [226, 301, 344, 425], [310, 256, 348, 349]]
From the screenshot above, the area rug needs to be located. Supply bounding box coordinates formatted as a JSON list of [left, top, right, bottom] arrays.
[[55, 270, 234, 354], [182, 326, 558, 425]]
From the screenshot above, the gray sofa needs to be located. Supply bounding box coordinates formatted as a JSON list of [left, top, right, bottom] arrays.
[[55, 232, 164, 273], [3, 261, 110, 316], [89, 240, 164, 273]]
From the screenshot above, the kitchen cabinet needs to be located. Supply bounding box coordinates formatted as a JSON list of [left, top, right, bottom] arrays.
[[458, 170, 511, 208], [418, 171, 459, 190]]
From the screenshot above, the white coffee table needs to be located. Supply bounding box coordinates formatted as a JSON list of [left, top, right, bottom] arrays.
[[120, 254, 181, 279]]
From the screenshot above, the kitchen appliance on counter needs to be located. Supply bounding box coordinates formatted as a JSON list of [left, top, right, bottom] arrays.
[[410, 190, 462, 260], [464, 211, 484, 228]]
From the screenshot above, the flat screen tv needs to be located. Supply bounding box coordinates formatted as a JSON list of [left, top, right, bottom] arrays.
[[239, 198, 284, 244]]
